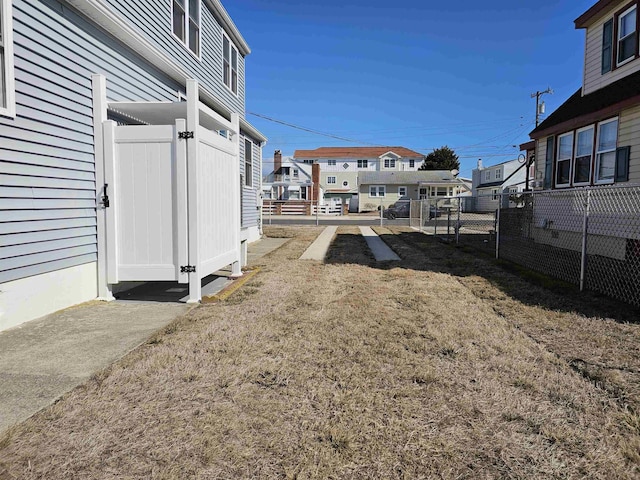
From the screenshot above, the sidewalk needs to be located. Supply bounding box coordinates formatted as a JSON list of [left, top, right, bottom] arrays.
[[0, 236, 288, 434]]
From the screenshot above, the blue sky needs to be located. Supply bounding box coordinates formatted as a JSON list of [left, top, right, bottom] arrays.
[[224, 0, 596, 178]]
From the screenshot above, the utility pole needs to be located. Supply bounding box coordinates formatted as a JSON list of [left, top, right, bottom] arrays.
[[531, 87, 553, 127]]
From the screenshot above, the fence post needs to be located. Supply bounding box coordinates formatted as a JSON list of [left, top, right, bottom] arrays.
[[433, 199, 437, 237], [380, 197, 383, 227], [419, 200, 423, 232], [495, 203, 500, 259], [580, 189, 591, 292], [456, 197, 461, 245]]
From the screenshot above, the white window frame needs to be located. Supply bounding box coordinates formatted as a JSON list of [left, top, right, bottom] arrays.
[[485, 171, 491, 181], [495, 169, 502, 180], [573, 125, 594, 186], [617, 5, 637, 67], [383, 158, 396, 169], [293, 168, 299, 178], [327, 176, 336, 184], [327, 159, 337, 166], [244, 138, 252, 187], [369, 185, 385, 197], [357, 159, 368, 169], [222, 33, 238, 95], [492, 188, 500, 201], [398, 186, 407, 197], [172, 0, 201, 58], [419, 187, 428, 200], [595, 118, 618, 184], [0, 0, 15, 118], [409, 159, 415, 168], [556, 132, 574, 188]]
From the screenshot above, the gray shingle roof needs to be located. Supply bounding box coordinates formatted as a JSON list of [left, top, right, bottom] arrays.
[[358, 171, 457, 185]]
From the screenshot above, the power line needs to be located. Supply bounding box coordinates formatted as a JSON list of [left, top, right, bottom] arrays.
[[247, 112, 379, 146]]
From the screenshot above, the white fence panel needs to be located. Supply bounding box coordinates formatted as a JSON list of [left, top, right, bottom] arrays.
[[197, 128, 238, 277]]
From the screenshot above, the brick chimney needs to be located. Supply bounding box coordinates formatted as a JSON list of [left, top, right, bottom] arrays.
[[312, 162, 320, 202], [274, 149, 282, 174]]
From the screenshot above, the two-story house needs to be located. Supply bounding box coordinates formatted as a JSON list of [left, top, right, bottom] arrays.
[[0, 0, 265, 330], [293, 146, 426, 211], [530, 0, 640, 189], [470, 158, 527, 211], [262, 150, 314, 201]]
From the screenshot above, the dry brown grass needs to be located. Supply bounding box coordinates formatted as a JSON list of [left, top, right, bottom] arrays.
[[0, 225, 639, 479]]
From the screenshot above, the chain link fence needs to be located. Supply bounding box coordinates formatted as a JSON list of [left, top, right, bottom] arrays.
[[419, 186, 640, 308]]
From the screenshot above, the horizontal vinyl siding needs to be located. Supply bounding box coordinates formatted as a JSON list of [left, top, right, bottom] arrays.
[[0, 0, 183, 284], [240, 134, 261, 229], [535, 137, 548, 189], [583, 11, 640, 95], [102, 0, 245, 115], [619, 105, 640, 183]]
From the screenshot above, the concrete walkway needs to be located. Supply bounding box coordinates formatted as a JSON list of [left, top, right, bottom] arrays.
[[359, 226, 401, 261], [300, 226, 337, 261], [0, 236, 287, 435]]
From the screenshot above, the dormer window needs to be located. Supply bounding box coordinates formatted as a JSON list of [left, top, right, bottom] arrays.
[[617, 5, 637, 66], [384, 158, 396, 168], [172, 0, 200, 56]]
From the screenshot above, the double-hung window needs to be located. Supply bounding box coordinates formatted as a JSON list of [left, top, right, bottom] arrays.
[[369, 186, 385, 197], [327, 159, 336, 166], [0, 0, 15, 117], [595, 118, 618, 183], [173, 0, 200, 56], [244, 139, 252, 187], [327, 176, 336, 184], [573, 126, 594, 185], [484, 171, 491, 181], [384, 158, 396, 168], [398, 186, 407, 197], [495, 169, 502, 180], [409, 159, 415, 168], [617, 5, 637, 66], [357, 159, 368, 169], [223, 34, 238, 94], [556, 132, 573, 186]]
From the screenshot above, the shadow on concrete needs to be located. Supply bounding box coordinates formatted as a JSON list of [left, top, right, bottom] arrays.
[[114, 274, 231, 303]]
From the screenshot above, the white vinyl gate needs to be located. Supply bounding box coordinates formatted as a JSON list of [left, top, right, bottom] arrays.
[[104, 120, 189, 284]]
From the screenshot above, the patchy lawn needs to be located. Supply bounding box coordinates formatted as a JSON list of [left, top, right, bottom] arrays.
[[1, 225, 639, 479]]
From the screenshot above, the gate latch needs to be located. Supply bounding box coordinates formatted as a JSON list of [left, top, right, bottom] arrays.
[[180, 265, 196, 273], [178, 131, 194, 139], [101, 183, 110, 208]]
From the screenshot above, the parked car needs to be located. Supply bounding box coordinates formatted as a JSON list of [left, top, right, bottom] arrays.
[[383, 198, 411, 219]]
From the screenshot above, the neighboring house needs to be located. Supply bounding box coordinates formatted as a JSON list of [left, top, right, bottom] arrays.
[[262, 150, 313, 201], [293, 146, 425, 209], [0, 0, 265, 330], [470, 159, 527, 211], [358, 171, 469, 212], [530, 0, 640, 189]]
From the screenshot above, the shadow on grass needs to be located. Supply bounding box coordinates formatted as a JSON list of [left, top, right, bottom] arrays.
[[325, 229, 639, 325]]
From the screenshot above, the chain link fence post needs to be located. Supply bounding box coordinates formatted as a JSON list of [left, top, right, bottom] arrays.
[[495, 203, 500, 259], [580, 189, 591, 292], [456, 196, 461, 245]]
